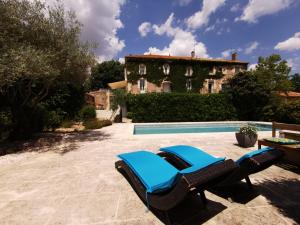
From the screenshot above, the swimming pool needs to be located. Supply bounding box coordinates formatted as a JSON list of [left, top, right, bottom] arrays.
[[134, 122, 272, 135]]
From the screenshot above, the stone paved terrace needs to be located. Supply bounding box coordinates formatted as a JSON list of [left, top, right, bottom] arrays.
[[0, 123, 299, 225]]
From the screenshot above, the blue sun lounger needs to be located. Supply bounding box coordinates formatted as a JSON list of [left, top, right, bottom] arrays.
[[115, 150, 237, 212], [159, 145, 283, 188]]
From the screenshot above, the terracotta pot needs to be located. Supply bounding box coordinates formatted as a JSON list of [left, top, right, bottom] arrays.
[[235, 133, 257, 148]]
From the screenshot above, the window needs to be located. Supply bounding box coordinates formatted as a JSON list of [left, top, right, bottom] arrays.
[[235, 66, 241, 73], [139, 64, 146, 75], [186, 79, 192, 91], [185, 66, 193, 76], [163, 64, 170, 75], [139, 78, 146, 92], [208, 81, 214, 93], [162, 81, 171, 93], [217, 67, 222, 73], [209, 66, 214, 75], [221, 83, 229, 92]]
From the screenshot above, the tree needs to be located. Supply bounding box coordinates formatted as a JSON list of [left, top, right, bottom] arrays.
[[254, 54, 293, 92], [291, 73, 300, 92], [0, 0, 95, 139], [89, 60, 124, 91], [226, 54, 295, 121], [226, 72, 270, 120]]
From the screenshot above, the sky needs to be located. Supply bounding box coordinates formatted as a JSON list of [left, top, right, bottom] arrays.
[[46, 0, 300, 73]]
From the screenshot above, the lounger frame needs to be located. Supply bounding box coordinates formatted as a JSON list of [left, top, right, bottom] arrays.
[[115, 158, 236, 211], [159, 149, 284, 189]]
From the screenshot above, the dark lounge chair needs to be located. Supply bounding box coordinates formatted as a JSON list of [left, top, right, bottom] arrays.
[[159, 145, 284, 189], [115, 150, 237, 212]]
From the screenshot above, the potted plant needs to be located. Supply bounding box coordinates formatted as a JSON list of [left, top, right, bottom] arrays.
[[236, 124, 258, 147]]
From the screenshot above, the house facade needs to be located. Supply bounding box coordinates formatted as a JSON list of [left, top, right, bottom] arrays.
[[124, 52, 248, 94]]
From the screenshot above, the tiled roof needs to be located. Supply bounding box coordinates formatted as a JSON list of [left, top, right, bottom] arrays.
[[278, 91, 300, 98], [108, 80, 127, 89], [125, 54, 248, 64]]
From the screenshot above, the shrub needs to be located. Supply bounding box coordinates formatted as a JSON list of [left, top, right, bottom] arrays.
[[262, 100, 300, 124], [43, 110, 63, 131], [0, 109, 13, 142], [83, 119, 112, 130], [61, 120, 75, 128], [238, 124, 258, 136], [127, 93, 237, 122], [79, 105, 96, 121], [126, 112, 133, 119]]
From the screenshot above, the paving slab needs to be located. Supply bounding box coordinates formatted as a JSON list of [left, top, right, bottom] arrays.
[[0, 123, 299, 225]]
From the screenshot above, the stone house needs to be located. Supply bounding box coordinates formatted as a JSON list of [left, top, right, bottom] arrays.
[[124, 52, 248, 94], [85, 81, 127, 110]]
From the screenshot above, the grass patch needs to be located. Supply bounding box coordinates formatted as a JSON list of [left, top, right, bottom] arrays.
[[83, 119, 112, 130]]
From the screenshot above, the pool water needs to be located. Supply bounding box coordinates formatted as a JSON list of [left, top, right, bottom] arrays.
[[134, 123, 272, 135]]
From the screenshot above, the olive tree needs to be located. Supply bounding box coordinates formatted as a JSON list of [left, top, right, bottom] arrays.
[[0, 0, 95, 138]]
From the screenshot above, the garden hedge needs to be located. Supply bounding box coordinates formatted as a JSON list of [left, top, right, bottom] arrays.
[[127, 93, 237, 122]]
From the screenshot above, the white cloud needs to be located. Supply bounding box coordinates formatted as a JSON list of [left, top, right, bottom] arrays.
[[244, 42, 259, 54], [230, 3, 241, 12], [177, 0, 193, 6], [138, 22, 152, 37], [221, 49, 232, 58], [118, 57, 125, 64], [186, 0, 226, 30], [37, 0, 126, 61], [205, 25, 215, 33], [236, 0, 294, 23], [287, 57, 300, 72], [248, 63, 257, 70], [275, 32, 300, 51], [145, 13, 208, 57]]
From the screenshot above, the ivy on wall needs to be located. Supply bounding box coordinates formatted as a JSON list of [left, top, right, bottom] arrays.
[[126, 59, 225, 93]]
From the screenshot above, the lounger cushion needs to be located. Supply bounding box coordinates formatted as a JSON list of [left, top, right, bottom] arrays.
[[118, 151, 179, 193], [236, 147, 274, 164], [160, 145, 225, 174]]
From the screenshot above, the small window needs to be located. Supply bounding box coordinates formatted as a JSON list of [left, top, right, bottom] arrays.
[[235, 66, 241, 73], [162, 81, 171, 93], [139, 78, 146, 92], [221, 83, 229, 92], [139, 64, 146, 75], [186, 79, 192, 91], [185, 66, 193, 76], [209, 66, 214, 74], [217, 67, 222, 73], [208, 81, 214, 93], [163, 64, 170, 75]]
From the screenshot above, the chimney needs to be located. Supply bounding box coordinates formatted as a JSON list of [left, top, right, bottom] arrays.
[[232, 52, 237, 61], [191, 50, 195, 58]]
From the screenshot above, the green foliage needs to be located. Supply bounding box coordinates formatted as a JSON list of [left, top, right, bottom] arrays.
[[126, 60, 222, 93], [262, 100, 300, 124], [0, 0, 95, 139], [226, 72, 271, 120], [126, 112, 133, 119], [83, 119, 112, 130], [0, 108, 13, 141], [43, 83, 85, 119], [254, 54, 293, 92], [43, 110, 63, 131], [111, 89, 127, 111], [127, 93, 237, 122], [79, 105, 96, 121], [238, 124, 258, 136], [61, 120, 75, 128], [291, 73, 300, 92], [88, 60, 124, 91]]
